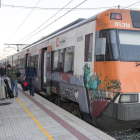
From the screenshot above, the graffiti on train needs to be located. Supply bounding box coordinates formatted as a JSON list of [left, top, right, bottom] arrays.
[[84, 63, 101, 90], [60, 86, 78, 102], [83, 64, 121, 100], [104, 77, 121, 92]]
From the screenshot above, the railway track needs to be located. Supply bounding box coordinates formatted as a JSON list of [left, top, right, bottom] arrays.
[[107, 129, 140, 140]]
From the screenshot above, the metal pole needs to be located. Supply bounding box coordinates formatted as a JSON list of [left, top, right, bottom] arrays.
[[118, 5, 120, 9]]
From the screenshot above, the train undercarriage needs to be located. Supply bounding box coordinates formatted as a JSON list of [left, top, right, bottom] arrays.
[[38, 90, 140, 140]]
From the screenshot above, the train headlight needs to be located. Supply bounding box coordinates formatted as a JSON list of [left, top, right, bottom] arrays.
[[110, 13, 122, 20], [119, 94, 138, 103]]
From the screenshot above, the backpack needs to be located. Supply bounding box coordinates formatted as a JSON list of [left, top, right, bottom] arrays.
[[12, 68, 21, 77], [16, 68, 21, 77]]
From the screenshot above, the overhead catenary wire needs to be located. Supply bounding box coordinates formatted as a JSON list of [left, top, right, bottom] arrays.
[[127, 3, 140, 9], [1, 4, 117, 11], [131, 3, 140, 8], [125, 1, 140, 8], [20, 0, 88, 43], [6, 0, 41, 42], [17, 0, 73, 43]]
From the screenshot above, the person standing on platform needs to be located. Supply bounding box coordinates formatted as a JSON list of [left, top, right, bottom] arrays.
[[23, 61, 38, 96], [4, 64, 18, 97], [1, 65, 7, 85]]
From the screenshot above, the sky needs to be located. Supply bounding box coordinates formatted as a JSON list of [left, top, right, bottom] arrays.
[[0, 0, 139, 59]]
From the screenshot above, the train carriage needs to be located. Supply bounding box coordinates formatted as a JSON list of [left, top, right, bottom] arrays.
[[3, 9, 140, 132]]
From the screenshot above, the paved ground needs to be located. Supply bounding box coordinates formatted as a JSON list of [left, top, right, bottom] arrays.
[[0, 83, 115, 140]]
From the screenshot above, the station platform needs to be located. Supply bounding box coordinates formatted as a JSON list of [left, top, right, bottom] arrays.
[[0, 83, 115, 140]]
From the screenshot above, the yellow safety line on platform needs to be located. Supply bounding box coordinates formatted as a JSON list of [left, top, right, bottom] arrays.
[[16, 98, 54, 140]]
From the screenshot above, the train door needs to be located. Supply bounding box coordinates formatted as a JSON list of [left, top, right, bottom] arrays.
[[25, 53, 29, 78], [46, 46, 51, 95], [25, 53, 28, 68], [41, 46, 51, 95], [41, 48, 47, 89], [43, 49, 47, 88]]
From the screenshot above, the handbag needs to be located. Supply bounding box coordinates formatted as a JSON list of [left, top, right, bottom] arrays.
[[21, 81, 29, 91]]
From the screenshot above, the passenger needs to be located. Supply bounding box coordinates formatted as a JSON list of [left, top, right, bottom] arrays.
[[23, 61, 38, 96], [4, 64, 18, 97], [1, 65, 7, 85], [57, 62, 63, 72]]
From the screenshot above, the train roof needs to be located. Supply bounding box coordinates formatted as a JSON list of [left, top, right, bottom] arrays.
[[2, 8, 137, 60], [22, 15, 97, 50]]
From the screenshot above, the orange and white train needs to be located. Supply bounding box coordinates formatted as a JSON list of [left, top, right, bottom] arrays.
[[1, 9, 140, 132]]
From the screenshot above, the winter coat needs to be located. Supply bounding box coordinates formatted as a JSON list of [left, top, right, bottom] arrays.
[[5, 68, 18, 82], [25, 66, 37, 77], [1, 68, 7, 76]]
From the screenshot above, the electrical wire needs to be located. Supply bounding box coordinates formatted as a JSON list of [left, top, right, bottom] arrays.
[[17, 0, 73, 43], [20, 0, 88, 43], [128, 3, 140, 8], [1, 4, 116, 11], [6, 0, 41, 42], [125, 1, 140, 8]]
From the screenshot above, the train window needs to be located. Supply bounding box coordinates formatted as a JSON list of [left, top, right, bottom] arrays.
[[20, 59, 22, 68], [16, 60, 18, 67], [21, 59, 23, 68], [19, 58, 25, 68], [96, 29, 119, 61], [23, 58, 25, 68], [52, 51, 59, 70], [17, 59, 20, 68], [64, 46, 74, 73], [85, 33, 93, 62], [20, 59, 24, 68], [13, 60, 17, 67], [46, 53, 50, 71], [52, 49, 64, 72], [60, 49, 64, 68], [31, 56, 35, 62], [34, 55, 38, 69]]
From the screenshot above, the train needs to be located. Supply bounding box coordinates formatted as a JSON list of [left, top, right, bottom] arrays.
[[1, 9, 140, 132]]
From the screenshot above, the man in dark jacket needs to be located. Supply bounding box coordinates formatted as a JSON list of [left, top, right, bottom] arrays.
[[1, 65, 7, 76], [4, 64, 19, 97], [1, 65, 7, 85], [23, 61, 38, 96]]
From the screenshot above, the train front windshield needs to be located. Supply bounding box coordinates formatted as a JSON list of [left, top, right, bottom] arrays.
[[119, 30, 140, 62]]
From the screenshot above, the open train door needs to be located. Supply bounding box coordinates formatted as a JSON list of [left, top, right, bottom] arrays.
[[25, 53, 30, 79], [46, 46, 52, 95], [25, 53, 28, 68], [42, 48, 47, 89], [41, 46, 52, 95]]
